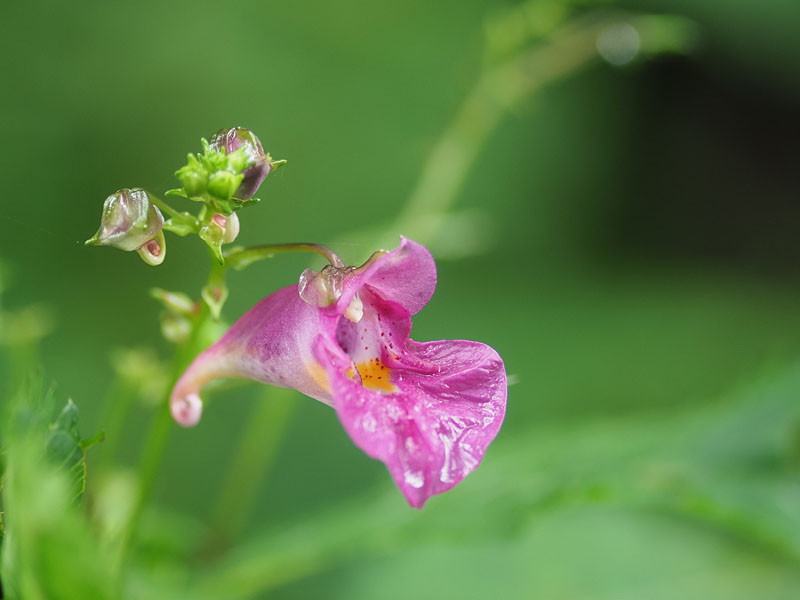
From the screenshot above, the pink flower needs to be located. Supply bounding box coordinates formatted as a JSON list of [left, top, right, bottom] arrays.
[[170, 238, 507, 508]]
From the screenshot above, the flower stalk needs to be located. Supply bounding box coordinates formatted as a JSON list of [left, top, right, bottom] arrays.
[[224, 242, 345, 270]]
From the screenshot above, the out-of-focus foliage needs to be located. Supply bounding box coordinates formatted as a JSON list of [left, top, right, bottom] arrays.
[[0, 385, 110, 600], [200, 363, 800, 599]]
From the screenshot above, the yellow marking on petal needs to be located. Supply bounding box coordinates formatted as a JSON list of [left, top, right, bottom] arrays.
[[355, 357, 397, 393], [307, 361, 330, 392]]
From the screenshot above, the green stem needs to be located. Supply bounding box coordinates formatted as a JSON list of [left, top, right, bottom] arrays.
[[357, 12, 695, 251], [390, 17, 608, 246], [95, 377, 137, 471], [202, 247, 229, 319], [111, 287, 218, 594], [224, 243, 345, 271], [150, 194, 192, 224], [109, 356, 181, 596]]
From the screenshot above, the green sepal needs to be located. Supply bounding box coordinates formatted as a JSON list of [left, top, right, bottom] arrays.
[[208, 171, 244, 202], [208, 197, 236, 216], [163, 217, 197, 236], [165, 188, 188, 199], [172, 142, 251, 214], [199, 221, 225, 264], [84, 229, 102, 246], [269, 158, 287, 172], [233, 196, 261, 209]]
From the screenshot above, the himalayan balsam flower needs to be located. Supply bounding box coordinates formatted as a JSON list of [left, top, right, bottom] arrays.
[[170, 238, 506, 507]]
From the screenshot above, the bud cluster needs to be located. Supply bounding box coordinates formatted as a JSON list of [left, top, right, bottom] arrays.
[[172, 139, 247, 214], [172, 127, 285, 216], [85, 127, 284, 267]]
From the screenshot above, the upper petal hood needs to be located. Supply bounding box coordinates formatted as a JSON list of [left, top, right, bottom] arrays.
[[331, 237, 436, 318]]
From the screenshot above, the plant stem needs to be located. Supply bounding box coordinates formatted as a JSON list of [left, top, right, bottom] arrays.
[[111, 291, 217, 594], [149, 194, 192, 224], [95, 377, 136, 471], [390, 16, 607, 247], [225, 243, 345, 271], [109, 362, 179, 596], [361, 12, 694, 251]]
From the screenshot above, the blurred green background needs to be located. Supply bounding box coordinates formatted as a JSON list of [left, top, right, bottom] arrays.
[[3, 0, 800, 598]]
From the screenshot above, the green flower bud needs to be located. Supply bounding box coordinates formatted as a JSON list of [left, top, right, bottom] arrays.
[[160, 311, 192, 344], [178, 165, 209, 198], [86, 188, 164, 252], [211, 212, 240, 244], [207, 170, 242, 201]]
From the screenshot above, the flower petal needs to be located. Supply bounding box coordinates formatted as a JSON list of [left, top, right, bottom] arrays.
[[315, 290, 506, 508], [332, 237, 436, 317], [170, 285, 332, 426]]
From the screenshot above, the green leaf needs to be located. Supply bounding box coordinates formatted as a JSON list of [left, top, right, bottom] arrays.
[[44, 399, 100, 503], [79, 430, 105, 452], [1, 383, 114, 599]]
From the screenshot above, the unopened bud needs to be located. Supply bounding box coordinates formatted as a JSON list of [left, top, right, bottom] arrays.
[[211, 212, 240, 244], [209, 127, 270, 199], [160, 311, 192, 343], [208, 170, 242, 201], [86, 188, 164, 252], [224, 211, 240, 243], [179, 165, 209, 197]]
